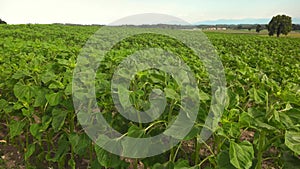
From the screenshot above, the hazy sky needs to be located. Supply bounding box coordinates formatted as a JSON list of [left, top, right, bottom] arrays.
[[1, 0, 299, 24]]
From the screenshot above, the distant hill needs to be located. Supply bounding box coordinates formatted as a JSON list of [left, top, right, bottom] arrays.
[[195, 18, 300, 25]]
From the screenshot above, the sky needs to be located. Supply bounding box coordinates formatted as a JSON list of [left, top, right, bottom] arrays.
[[1, 0, 299, 24]]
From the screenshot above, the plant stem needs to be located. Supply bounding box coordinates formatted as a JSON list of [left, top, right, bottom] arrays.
[[25, 124, 30, 167], [168, 101, 175, 162], [137, 111, 142, 128], [134, 159, 138, 169], [167, 101, 175, 122], [173, 141, 182, 162], [194, 137, 200, 165], [256, 131, 265, 169], [89, 142, 93, 168], [144, 120, 167, 132], [169, 147, 175, 162], [69, 111, 75, 134], [198, 155, 214, 168]]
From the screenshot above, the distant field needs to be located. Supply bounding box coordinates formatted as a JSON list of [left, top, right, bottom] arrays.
[[203, 29, 300, 38]]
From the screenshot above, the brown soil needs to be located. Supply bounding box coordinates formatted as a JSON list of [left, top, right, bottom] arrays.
[[0, 141, 25, 169]]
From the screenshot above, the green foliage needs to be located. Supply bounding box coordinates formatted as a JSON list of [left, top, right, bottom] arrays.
[[285, 131, 300, 155], [0, 24, 299, 168], [268, 15, 292, 37], [229, 141, 254, 169], [9, 120, 27, 139]]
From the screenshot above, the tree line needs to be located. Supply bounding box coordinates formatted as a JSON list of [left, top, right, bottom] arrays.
[[1, 15, 299, 37]]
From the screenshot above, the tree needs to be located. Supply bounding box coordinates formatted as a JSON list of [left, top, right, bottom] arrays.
[[256, 24, 262, 33], [0, 18, 7, 24], [268, 15, 292, 37], [237, 25, 243, 30]]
